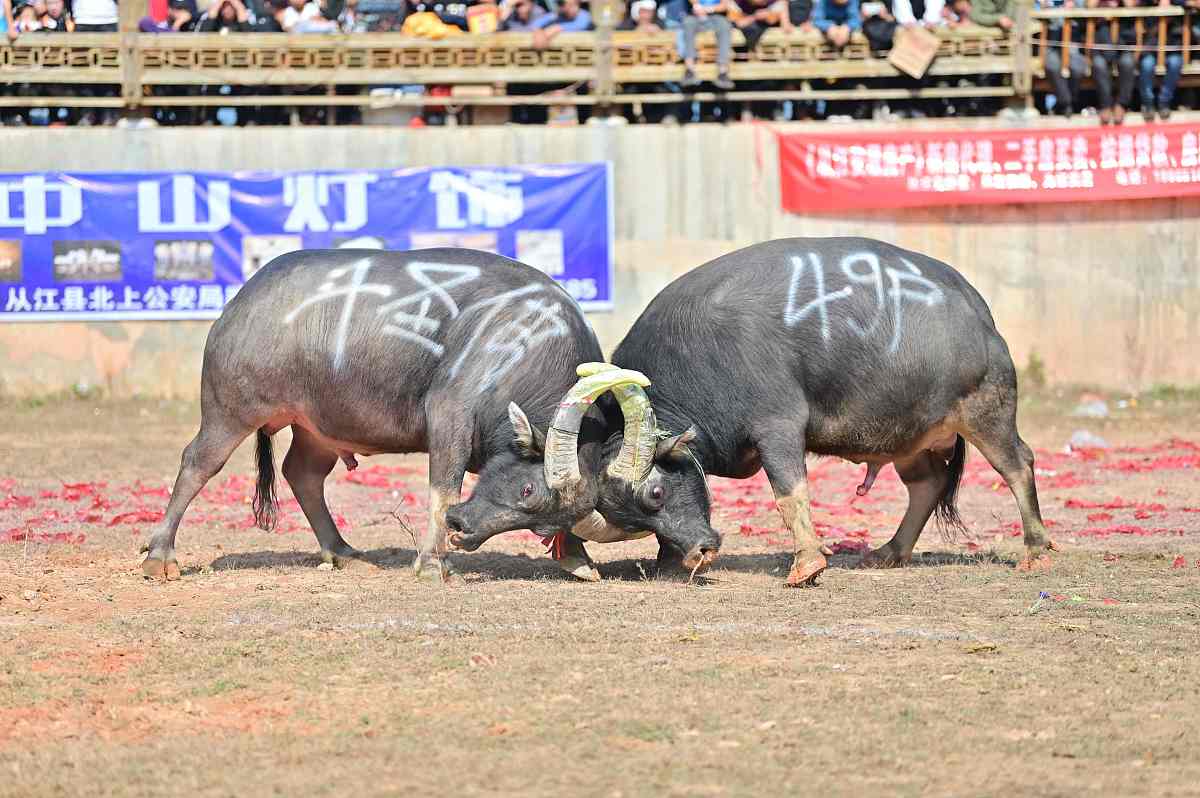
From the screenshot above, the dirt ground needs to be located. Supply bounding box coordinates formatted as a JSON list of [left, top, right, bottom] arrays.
[[1, 394, 1199, 798]]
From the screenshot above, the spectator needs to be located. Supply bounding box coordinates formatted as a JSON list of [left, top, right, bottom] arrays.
[[11, 0, 41, 32], [1138, 0, 1184, 121], [618, 0, 663, 30], [894, 0, 944, 26], [1035, 0, 1085, 116], [140, 0, 198, 31], [1090, 0, 1135, 124], [197, 0, 251, 30], [338, 0, 368, 30], [2, 0, 13, 42], [499, 0, 551, 29], [71, 0, 118, 31], [281, 0, 338, 31], [39, 0, 72, 30], [968, 0, 1011, 30], [680, 0, 735, 89], [812, 0, 861, 48], [860, 0, 896, 50], [531, 0, 593, 45], [732, 0, 792, 49], [942, 0, 971, 25], [788, 0, 814, 26], [252, 0, 288, 29]]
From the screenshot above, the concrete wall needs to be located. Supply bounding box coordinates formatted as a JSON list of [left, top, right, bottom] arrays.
[[1, 122, 1198, 397]]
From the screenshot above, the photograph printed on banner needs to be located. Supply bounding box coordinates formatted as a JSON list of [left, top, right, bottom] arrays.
[[516, 230, 565, 277], [154, 240, 216, 282], [241, 236, 302, 281], [408, 231, 498, 253], [52, 241, 122, 282], [0, 241, 21, 283]]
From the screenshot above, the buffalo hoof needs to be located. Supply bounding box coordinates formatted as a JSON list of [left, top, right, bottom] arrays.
[[786, 553, 827, 587], [142, 557, 181, 581], [321, 547, 372, 571], [1017, 539, 1059, 572], [860, 545, 910, 569], [413, 555, 460, 584], [557, 555, 601, 583]]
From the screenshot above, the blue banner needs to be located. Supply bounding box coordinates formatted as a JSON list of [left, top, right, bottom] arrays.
[[0, 163, 614, 322]]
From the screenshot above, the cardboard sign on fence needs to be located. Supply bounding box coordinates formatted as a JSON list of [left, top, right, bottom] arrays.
[[888, 25, 940, 79]]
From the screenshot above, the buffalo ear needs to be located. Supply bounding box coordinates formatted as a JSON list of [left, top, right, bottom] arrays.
[[508, 403, 546, 458], [655, 426, 697, 463]]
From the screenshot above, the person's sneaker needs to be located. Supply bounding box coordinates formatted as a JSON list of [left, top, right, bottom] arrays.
[[714, 72, 735, 91], [1099, 107, 1112, 125], [1113, 104, 1126, 125], [681, 68, 700, 88], [1158, 105, 1172, 121]]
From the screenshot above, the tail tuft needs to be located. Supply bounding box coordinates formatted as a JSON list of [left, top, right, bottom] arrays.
[[252, 429, 277, 531], [935, 435, 968, 541]]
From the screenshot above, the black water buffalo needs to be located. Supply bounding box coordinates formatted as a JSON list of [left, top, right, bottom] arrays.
[[588, 237, 1057, 585], [139, 248, 669, 582]]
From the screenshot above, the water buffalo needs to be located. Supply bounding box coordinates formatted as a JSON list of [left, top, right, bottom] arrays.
[[139, 248, 658, 582], [587, 237, 1057, 585]]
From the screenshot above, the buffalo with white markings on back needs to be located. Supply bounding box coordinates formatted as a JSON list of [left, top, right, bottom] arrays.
[[139, 248, 665, 582], [582, 237, 1057, 584]]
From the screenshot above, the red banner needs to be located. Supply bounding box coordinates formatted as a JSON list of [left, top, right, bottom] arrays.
[[778, 122, 1200, 212]]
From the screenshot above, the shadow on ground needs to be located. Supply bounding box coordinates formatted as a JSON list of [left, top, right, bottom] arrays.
[[207, 545, 1016, 582]]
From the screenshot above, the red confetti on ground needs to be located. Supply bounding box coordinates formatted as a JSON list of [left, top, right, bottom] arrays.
[[829, 539, 869, 555], [108, 510, 165, 526], [1087, 513, 1114, 522], [1101, 598, 1120, 605], [1172, 556, 1187, 569]]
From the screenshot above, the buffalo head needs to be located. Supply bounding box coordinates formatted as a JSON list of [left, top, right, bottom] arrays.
[[444, 368, 652, 551]]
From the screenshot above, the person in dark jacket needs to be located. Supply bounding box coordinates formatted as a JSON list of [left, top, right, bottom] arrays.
[[1036, 0, 1086, 116], [1090, 0, 1136, 124], [1137, 0, 1184, 120], [197, 0, 251, 30]]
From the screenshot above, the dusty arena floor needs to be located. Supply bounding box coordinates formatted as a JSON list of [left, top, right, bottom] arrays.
[[1, 395, 1199, 797]]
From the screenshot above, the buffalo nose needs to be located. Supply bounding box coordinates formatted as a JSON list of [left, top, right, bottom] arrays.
[[444, 511, 465, 533]]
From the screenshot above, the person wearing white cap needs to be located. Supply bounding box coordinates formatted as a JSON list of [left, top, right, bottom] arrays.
[[617, 0, 663, 29]]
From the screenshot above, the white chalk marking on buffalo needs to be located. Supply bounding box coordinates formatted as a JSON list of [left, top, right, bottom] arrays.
[[783, 254, 851, 340], [375, 261, 482, 357], [840, 251, 886, 339], [283, 258, 393, 369], [479, 297, 570, 389], [782, 251, 945, 352], [885, 259, 944, 354]]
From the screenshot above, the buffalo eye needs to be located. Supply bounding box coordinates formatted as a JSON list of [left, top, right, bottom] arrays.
[[521, 483, 534, 499], [643, 483, 666, 511]]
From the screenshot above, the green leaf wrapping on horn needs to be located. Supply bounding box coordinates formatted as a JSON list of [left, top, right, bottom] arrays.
[[576, 362, 657, 484], [544, 365, 652, 492]]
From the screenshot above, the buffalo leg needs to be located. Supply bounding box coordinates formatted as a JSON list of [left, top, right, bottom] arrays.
[[142, 412, 252, 580], [968, 432, 1056, 569], [962, 389, 1055, 568], [556, 532, 601, 582], [655, 534, 686, 574], [282, 426, 361, 568], [862, 452, 947, 567], [759, 440, 831, 587], [414, 419, 468, 583]]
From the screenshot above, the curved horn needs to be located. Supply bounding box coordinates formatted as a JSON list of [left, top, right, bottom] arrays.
[[544, 364, 651, 493], [578, 362, 657, 484]]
